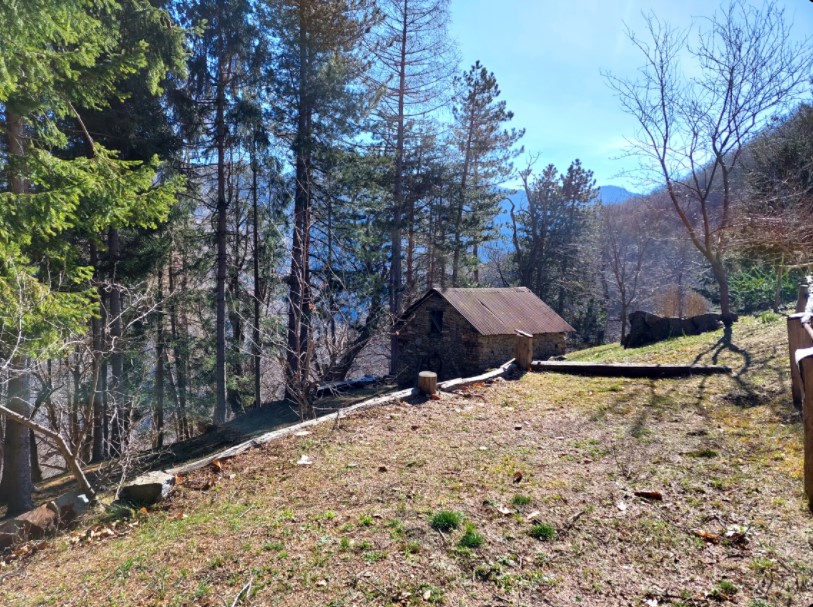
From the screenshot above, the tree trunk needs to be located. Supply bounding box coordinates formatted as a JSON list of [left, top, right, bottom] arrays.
[[154, 269, 165, 449], [90, 242, 105, 462], [710, 257, 733, 324], [0, 363, 34, 514], [286, 9, 313, 419], [168, 256, 190, 440], [213, 21, 229, 426], [389, 0, 409, 375], [29, 430, 42, 483], [228, 181, 244, 416], [107, 228, 124, 457], [0, 107, 34, 514], [252, 147, 262, 409]]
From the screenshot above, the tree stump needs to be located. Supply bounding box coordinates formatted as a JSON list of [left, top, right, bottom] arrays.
[[418, 371, 437, 396], [514, 331, 533, 371]]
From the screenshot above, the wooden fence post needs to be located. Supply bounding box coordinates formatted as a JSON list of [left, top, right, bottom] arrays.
[[798, 353, 813, 510], [515, 331, 533, 371], [789, 281, 813, 407], [788, 314, 813, 409], [418, 371, 437, 396]]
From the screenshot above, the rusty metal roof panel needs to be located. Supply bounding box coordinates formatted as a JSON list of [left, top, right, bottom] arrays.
[[434, 287, 574, 336]]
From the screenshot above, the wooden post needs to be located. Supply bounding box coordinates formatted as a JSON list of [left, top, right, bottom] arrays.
[[418, 371, 437, 396], [799, 353, 813, 510], [515, 331, 533, 371], [788, 313, 813, 409], [797, 284, 809, 313]]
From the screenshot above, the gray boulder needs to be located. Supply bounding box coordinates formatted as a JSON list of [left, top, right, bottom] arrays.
[[119, 471, 175, 505]]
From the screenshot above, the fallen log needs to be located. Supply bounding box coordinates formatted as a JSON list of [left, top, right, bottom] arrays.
[[529, 361, 731, 378]]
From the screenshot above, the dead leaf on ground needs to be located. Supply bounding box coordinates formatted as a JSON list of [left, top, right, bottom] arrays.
[[210, 460, 223, 473], [693, 530, 721, 544]]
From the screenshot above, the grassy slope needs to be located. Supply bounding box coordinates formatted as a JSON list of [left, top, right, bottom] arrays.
[[1, 315, 810, 607]]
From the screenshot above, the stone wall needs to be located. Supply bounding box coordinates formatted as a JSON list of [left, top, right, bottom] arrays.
[[396, 293, 481, 386], [475, 333, 566, 370]]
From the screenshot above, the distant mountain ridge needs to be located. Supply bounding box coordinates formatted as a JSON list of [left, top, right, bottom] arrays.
[[596, 185, 637, 204]]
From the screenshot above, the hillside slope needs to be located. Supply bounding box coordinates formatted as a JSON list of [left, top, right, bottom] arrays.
[[1, 316, 809, 607]]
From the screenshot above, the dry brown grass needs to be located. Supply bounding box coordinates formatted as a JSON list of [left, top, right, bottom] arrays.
[[1, 315, 811, 607]]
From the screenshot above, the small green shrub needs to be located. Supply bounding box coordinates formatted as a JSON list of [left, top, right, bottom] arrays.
[[529, 523, 557, 541], [511, 494, 531, 507], [358, 514, 374, 527], [404, 540, 421, 555], [430, 510, 462, 532], [458, 523, 484, 548], [362, 550, 385, 563], [709, 579, 738, 600]]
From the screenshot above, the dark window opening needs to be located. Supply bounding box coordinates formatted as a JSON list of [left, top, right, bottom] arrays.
[[429, 310, 443, 336]]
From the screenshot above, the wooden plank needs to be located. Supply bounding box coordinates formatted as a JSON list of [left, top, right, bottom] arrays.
[[529, 361, 731, 378], [514, 332, 533, 371], [438, 360, 516, 391]]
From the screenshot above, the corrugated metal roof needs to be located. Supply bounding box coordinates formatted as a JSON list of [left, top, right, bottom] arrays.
[[432, 287, 574, 336]]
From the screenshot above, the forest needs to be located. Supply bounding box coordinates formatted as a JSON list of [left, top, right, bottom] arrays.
[[1, 0, 812, 519]]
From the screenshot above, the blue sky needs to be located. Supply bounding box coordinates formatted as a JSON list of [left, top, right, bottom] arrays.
[[448, 0, 813, 192]]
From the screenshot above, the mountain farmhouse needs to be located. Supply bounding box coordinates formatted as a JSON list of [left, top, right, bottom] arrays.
[[395, 287, 573, 386]]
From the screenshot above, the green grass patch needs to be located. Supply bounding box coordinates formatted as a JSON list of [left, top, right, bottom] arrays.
[[458, 523, 484, 549], [430, 510, 462, 532], [529, 523, 556, 541], [511, 494, 532, 507]]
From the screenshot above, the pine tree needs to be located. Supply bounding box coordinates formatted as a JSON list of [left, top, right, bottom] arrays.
[[176, 0, 262, 424], [260, 0, 377, 416], [0, 0, 183, 513], [366, 0, 456, 373], [449, 61, 523, 286]]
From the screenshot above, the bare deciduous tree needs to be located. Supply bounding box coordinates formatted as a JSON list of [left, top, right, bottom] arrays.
[[605, 0, 813, 323], [600, 201, 651, 341]]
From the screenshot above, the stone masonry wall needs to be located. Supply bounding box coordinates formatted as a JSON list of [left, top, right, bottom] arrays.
[[475, 332, 566, 371], [396, 293, 482, 386]]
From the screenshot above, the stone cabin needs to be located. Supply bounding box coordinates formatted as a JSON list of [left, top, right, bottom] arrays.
[[395, 287, 574, 386]]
